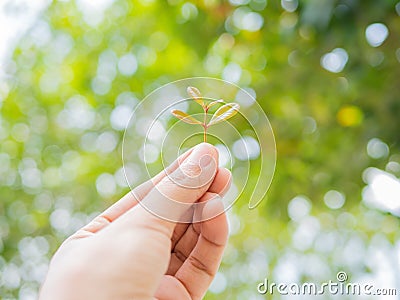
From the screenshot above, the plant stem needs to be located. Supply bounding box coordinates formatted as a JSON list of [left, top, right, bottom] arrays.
[[203, 107, 207, 143], [203, 106, 208, 142]]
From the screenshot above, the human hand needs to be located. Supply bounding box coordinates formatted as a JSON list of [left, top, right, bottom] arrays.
[[39, 143, 231, 300]]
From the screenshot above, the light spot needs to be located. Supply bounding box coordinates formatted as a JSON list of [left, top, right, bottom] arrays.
[[386, 161, 400, 174], [233, 8, 263, 32], [139, 144, 160, 164], [204, 55, 223, 74], [97, 49, 118, 81], [281, 0, 298, 12], [181, 3, 198, 21], [217, 33, 235, 51], [303, 116, 317, 134], [50, 208, 71, 231], [363, 168, 400, 216], [292, 216, 320, 251], [367, 50, 384, 67], [96, 131, 119, 153], [232, 136, 260, 161], [396, 48, 400, 63], [209, 272, 227, 294], [324, 190, 345, 209], [76, 0, 116, 26], [227, 212, 242, 235], [118, 53, 138, 76], [42, 167, 61, 187], [137, 46, 157, 67], [222, 62, 242, 84], [235, 88, 256, 108], [96, 173, 117, 197], [337, 105, 363, 127], [149, 31, 169, 51], [39, 70, 61, 94], [365, 23, 389, 47], [20, 168, 42, 189], [321, 48, 348, 73], [110, 105, 133, 131], [115, 164, 140, 187], [288, 195, 311, 221], [147, 120, 166, 142], [2, 263, 21, 289], [11, 123, 30, 142], [91, 75, 111, 95], [280, 12, 298, 29], [229, 0, 250, 5], [367, 138, 389, 159], [57, 95, 95, 130], [80, 132, 98, 152]]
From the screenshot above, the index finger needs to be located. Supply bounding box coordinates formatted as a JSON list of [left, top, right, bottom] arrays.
[[98, 147, 194, 222], [72, 148, 194, 237]]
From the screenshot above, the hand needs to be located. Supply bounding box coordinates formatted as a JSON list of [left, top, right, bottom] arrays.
[[39, 143, 231, 300]]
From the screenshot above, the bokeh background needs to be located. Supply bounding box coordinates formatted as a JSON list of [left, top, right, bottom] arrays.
[[1, 0, 400, 299]]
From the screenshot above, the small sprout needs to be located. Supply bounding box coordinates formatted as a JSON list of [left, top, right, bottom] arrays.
[[171, 86, 240, 143]]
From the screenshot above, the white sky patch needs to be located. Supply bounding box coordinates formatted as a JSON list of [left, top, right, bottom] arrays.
[[363, 167, 400, 217], [76, 0, 116, 27], [0, 0, 50, 74]]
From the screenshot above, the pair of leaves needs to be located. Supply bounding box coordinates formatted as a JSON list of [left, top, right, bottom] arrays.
[[187, 86, 223, 110], [171, 102, 240, 127]]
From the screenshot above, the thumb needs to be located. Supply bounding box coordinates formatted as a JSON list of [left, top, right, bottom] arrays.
[[124, 143, 219, 236]]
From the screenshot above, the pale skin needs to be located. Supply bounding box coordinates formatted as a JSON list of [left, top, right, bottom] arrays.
[[39, 143, 231, 300]]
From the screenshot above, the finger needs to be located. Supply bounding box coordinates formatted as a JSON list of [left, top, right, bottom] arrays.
[[174, 198, 228, 300], [118, 143, 219, 239], [154, 275, 191, 300], [101, 147, 194, 221], [170, 167, 231, 250], [70, 148, 194, 238], [167, 192, 220, 276], [171, 223, 190, 251], [208, 167, 232, 196]]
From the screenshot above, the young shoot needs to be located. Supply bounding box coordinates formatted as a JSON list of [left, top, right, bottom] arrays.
[[171, 86, 240, 143]]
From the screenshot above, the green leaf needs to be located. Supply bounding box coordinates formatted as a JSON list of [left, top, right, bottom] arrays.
[[206, 99, 223, 109], [171, 109, 202, 125], [187, 86, 204, 106], [208, 103, 240, 126]]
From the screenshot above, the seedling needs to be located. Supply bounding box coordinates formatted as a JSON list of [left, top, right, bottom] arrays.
[[171, 86, 240, 143]]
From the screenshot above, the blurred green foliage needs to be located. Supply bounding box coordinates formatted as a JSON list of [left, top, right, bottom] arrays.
[[1, 0, 400, 299]]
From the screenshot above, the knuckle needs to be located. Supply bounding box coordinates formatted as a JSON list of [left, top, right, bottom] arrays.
[[188, 255, 215, 277]]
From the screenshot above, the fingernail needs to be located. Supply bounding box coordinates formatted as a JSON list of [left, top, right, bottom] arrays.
[[200, 154, 212, 167], [187, 143, 215, 167]]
